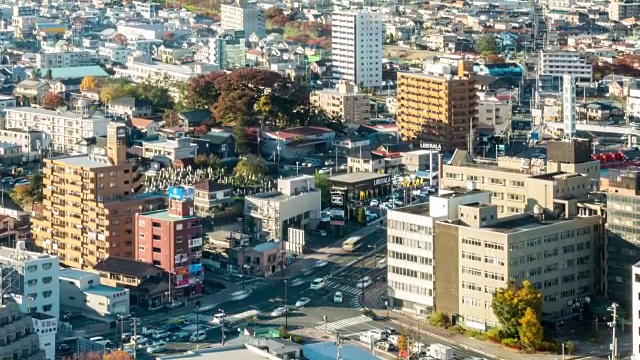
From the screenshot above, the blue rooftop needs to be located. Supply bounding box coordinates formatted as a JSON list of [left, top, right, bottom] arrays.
[[43, 66, 110, 79], [84, 285, 126, 296], [59, 268, 96, 280], [303, 342, 382, 360], [252, 242, 280, 253]]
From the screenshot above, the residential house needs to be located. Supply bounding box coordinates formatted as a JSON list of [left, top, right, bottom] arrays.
[[129, 117, 160, 138], [193, 180, 235, 217], [332, 135, 371, 156], [310, 59, 332, 79], [199, 130, 236, 161], [141, 137, 198, 165], [577, 101, 624, 123], [108, 96, 153, 117], [93, 257, 169, 309], [179, 109, 212, 129], [58, 268, 130, 317], [261, 126, 335, 160], [14, 80, 50, 101], [49, 78, 82, 94], [237, 241, 285, 277]]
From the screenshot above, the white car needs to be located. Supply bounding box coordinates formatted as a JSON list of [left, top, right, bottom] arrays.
[[130, 335, 148, 346], [310, 277, 325, 290], [295, 297, 311, 307], [271, 306, 289, 317], [189, 330, 206, 342], [318, 167, 331, 174], [334, 291, 343, 303], [313, 260, 328, 268], [370, 199, 379, 207], [356, 276, 372, 289], [340, 164, 348, 170], [146, 341, 167, 354], [325, 159, 335, 166]]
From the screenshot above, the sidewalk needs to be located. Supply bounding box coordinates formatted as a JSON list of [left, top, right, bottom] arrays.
[[275, 221, 386, 280]]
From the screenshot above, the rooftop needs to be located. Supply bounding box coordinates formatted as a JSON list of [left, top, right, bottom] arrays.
[[158, 347, 269, 360], [0, 247, 55, 262], [5, 107, 109, 122], [445, 213, 578, 234], [140, 209, 197, 222], [43, 65, 110, 79], [303, 341, 383, 360], [84, 284, 127, 296], [59, 268, 98, 280], [330, 172, 389, 184], [52, 155, 113, 169], [252, 242, 280, 253], [94, 257, 160, 277], [437, 187, 489, 199], [393, 203, 429, 216], [31, 312, 56, 320]]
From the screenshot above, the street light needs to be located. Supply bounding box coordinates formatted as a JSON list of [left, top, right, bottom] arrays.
[[218, 308, 226, 346]]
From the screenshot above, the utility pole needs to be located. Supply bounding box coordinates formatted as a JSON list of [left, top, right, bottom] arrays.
[[219, 308, 226, 346], [360, 258, 365, 304], [133, 318, 137, 360], [284, 279, 289, 331], [609, 302, 619, 359], [195, 304, 200, 350], [120, 316, 124, 351], [323, 314, 327, 335]]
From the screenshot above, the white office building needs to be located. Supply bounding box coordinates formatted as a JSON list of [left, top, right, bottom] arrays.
[[98, 44, 131, 64], [332, 10, 383, 88], [0, 244, 60, 319], [59, 268, 129, 317], [4, 106, 110, 155], [386, 189, 491, 314], [538, 50, 593, 83], [220, 0, 266, 40], [36, 51, 98, 69], [31, 313, 58, 360]]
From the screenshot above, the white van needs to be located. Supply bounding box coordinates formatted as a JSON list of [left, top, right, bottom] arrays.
[[152, 331, 171, 340], [310, 278, 325, 290], [359, 332, 373, 343], [212, 313, 226, 325], [388, 334, 400, 346], [368, 329, 387, 341], [89, 337, 112, 348], [189, 330, 206, 342]]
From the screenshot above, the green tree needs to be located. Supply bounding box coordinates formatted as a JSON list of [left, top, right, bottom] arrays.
[[357, 207, 366, 223], [232, 121, 248, 154], [100, 81, 136, 104], [234, 155, 267, 187], [476, 34, 499, 56], [565, 340, 576, 355], [518, 307, 543, 351], [135, 81, 174, 111], [29, 173, 43, 200], [31, 68, 42, 79], [194, 154, 221, 170], [44, 69, 52, 80], [492, 280, 542, 339], [314, 172, 330, 208], [428, 311, 450, 328]]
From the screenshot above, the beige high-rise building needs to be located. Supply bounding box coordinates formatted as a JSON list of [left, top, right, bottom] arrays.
[[310, 81, 371, 124], [434, 202, 602, 328], [396, 58, 478, 152], [33, 123, 165, 269], [440, 141, 600, 217]]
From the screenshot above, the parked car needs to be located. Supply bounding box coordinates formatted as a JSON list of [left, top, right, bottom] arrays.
[[325, 159, 335, 166], [130, 335, 148, 345], [313, 229, 327, 237], [146, 341, 167, 354], [313, 260, 328, 268], [318, 167, 331, 174], [165, 300, 183, 309], [189, 330, 206, 342], [370, 199, 379, 207], [163, 324, 181, 332], [295, 297, 311, 307], [334, 291, 343, 303], [271, 306, 289, 317], [121, 332, 133, 343]]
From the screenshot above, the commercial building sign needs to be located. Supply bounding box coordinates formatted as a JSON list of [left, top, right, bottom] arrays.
[[373, 176, 391, 186], [188, 237, 203, 248], [168, 186, 194, 201], [331, 194, 343, 206], [189, 263, 203, 274], [419, 142, 442, 151]]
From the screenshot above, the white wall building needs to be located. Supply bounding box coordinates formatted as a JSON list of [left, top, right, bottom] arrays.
[[244, 175, 321, 241], [98, 44, 131, 64], [220, 0, 266, 39], [4, 106, 110, 155], [36, 51, 98, 69], [141, 137, 198, 165], [538, 51, 593, 82], [477, 98, 511, 127], [633, 261, 640, 359], [0, 128, 51, 162], [116, 24, 164, 40], [386, 189, 491, 313], [0, 95, 17, 110], [627, 89, 640, 119], [0, 245, 60, 318], [59, 268, 130, 317], [332, 10, 383, 88], [31, 313, 58, 360]]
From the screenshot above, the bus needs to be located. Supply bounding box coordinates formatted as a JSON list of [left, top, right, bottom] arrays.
[[342, 236, 363, 252]]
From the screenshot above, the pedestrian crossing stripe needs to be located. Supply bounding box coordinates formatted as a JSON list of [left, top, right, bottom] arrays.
[[314, 315, 372, 332], [182, 313, 214, 323], [350, 298, 361, 308], [325, 280, 362, 296]]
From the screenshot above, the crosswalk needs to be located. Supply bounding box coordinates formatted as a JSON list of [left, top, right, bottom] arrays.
[[182, 313, 214, 324], [325, 280, 362, 296], [349, 297, 361, 308], [314, 315, 372, 332]]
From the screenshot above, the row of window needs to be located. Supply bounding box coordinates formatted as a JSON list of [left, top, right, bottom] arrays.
[[389, 265, 433, 281], [388, 235, 433, 250], [388, 250, 433, 266], [461, 238, 505, 251]]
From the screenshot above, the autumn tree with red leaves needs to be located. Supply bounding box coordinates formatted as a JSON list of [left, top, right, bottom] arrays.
[[42, 93, 66, 110]]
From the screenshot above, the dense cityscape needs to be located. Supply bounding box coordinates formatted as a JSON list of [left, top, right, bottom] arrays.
[[1, 0, 640, 360]]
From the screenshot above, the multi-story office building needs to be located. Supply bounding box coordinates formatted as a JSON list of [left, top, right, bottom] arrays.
[[440, 141, 601, 216], [220, 0, 266, 40], [0, 302, 45, 360], [387, 189, 492, 313], [36, 51, 98, 69], [310, 80, 371, 124], [435, 202, 602, 328], [98, 44, 131, 64], [202, 33, 246, 70], [605, 168, 640, 310], [538, 51, 593, 82], [609, 0, 640, 20], [135, 187, 204, 297], [244, 175, 321, 241], [633, 262, 640, 358], [332, 10, 382, 88], [33, 123, 165, 269], [0, 128, 50, 162], [31, 313, 57, 360], [0, 244, 60, 318], [396, 58, 478, 152], [3, 105, 110, 155]]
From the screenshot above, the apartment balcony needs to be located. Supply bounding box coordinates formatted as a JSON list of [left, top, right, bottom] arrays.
[[67, 192, 82, 204], [65, 181, 82, 193], [66, 172, 83, 182]]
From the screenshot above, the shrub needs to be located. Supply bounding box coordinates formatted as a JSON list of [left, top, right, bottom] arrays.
[[466, 329, 487, 340], [501, 338, 521, 349], [565, 340, 577, 355], [279, 325, 286, 337], [291, 335, 303, 344], [487, 327, 502, 343], [428, 311, 450, 328], [449, 324, 466, 335], [539, 341, 560, 353]]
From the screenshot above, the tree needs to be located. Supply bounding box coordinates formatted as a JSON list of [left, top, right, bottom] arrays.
[[31, 68, 42, 79], [193, 125, 209, 136], [518, 307, 543, 352], [194, 154, 221, 170], [103, 351, 132, 360], [135, 81, 174, 111], [234, 155, 267, 186], [314, 172, 330, 208], [486, 54, 506, 64], [565, 340, 576, 355], [476, 34, 499, 56], [492, 280, 542, 339], [397, 334, 408, 352], [184, 72, 225, 110], [113, 33, 127, 45], [357, 207, 366, 223], [29, 173, 42, 199], [81, 76, 99, 91], [44, 69, 53, 80], [100, 81, 136, 104], [13, 184, 31, 199], [42, 93, 65, 110], [232, 121, 248, 154], [428, 311, 450, 328], [163, 110, 182, 127]]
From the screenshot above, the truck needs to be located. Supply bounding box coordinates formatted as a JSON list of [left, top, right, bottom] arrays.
[[427, 343, 453, 360]]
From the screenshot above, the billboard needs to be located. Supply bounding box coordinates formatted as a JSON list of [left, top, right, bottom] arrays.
[[287, 228, 306, 255], [189, 263, 203, 274], [168, 186, 194, 201]]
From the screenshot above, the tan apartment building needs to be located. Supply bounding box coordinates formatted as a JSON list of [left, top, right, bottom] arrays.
[[33, 123, 165, 269], [310, 80, 371, 124], [435, 202, 602, 329], [440, 141, 600, 216], [396, 58, 478, 152]]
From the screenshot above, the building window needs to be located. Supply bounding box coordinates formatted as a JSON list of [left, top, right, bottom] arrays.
[[152, 247, 161, 253], [176, 224, 183, 230], [176, 236, 183, 243], [139, 245, 145, 251], [138, 220, 145, 226]]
